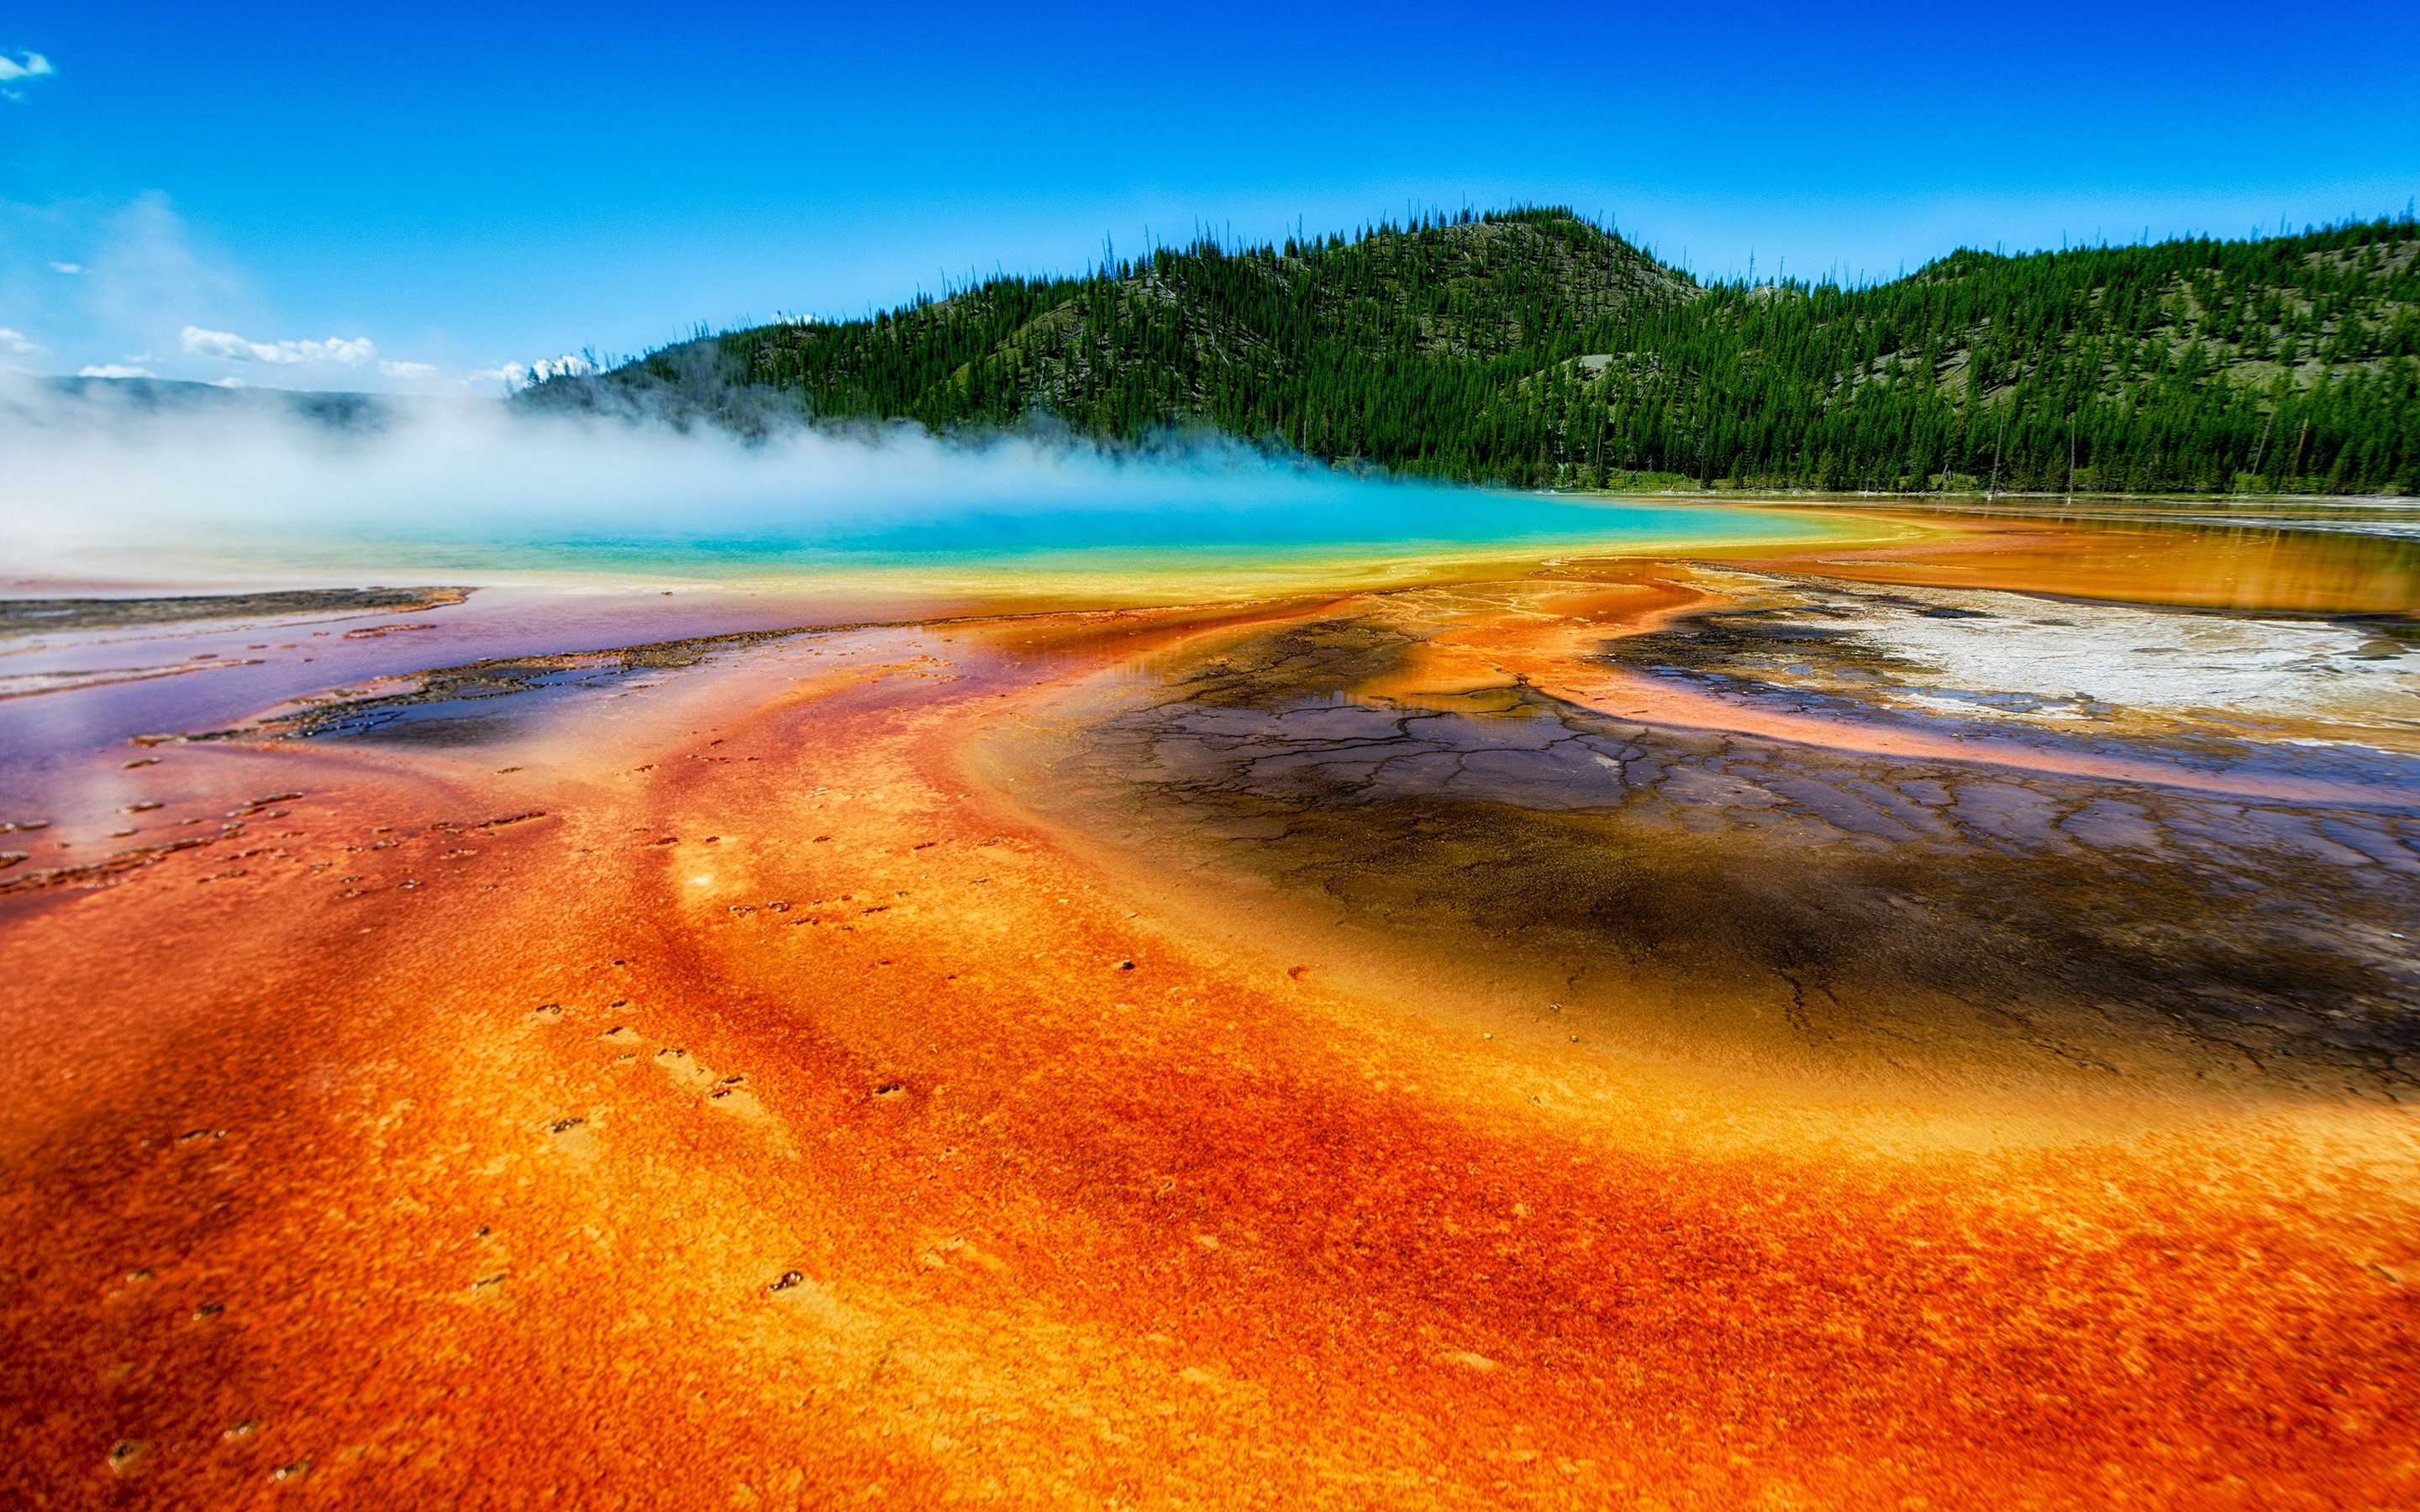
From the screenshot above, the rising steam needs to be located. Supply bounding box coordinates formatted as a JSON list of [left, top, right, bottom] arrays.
[[0, 369, 1428, 585]]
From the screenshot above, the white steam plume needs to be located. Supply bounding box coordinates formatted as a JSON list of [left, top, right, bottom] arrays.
[[0, 374, 1423, 585]]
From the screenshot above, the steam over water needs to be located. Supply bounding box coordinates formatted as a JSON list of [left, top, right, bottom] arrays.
[[0, 376, 1833, 590]]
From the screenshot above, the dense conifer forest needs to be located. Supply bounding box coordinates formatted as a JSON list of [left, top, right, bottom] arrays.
[[566, 207, 2420, 495]]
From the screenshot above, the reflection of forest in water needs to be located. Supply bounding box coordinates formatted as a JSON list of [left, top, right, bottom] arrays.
[[1743, 499, 2420, 612]]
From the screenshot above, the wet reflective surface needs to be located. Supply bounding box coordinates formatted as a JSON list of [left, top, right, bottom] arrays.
[[1732, 501, 2420, 612]]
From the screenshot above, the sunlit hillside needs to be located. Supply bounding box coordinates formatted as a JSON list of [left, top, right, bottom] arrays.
[[569, 207, 2420, 496]]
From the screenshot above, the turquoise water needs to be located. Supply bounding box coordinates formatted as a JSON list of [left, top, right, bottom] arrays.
[[15, 390, 1854, 590], [307, 486, 1844, 581]]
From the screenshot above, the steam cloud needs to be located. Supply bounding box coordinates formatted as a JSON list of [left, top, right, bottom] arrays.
[[0, 373, 1444, 586]]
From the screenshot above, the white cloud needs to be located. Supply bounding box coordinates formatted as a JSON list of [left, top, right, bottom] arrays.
[[0, 328, 45, 354], [0, 51, 52, 98], [181, 325, 376, 365], [209, 376, 246, 388], [77, 364, 155, 378], [49, 261, 81, 274], [377, 359, 437, 377], [472, 353, 597, 386]]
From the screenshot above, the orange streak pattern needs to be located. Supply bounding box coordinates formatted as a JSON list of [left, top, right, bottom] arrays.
[[2, 596, 2416, 1509]]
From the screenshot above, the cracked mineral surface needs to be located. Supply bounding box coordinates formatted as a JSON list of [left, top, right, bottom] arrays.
[[1021, 579, 2420, 1099]]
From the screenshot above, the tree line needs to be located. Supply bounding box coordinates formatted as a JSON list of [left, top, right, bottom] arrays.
[[576, 206, 2420, 495]]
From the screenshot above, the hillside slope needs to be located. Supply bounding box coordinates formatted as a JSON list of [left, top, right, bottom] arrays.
[[571, 207, 2420, 495]]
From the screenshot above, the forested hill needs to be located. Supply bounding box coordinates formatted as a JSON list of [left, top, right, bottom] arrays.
[[564, 207, 2420, 495]]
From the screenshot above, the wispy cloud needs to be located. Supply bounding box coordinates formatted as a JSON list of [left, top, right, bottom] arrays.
[[0, 328, 46, 354], [181, 325, 376, 365], [0, 50, 53, 99], [8, 196, 452, 391], [55, 197, 251, 363], [77, 363, 155, 378]]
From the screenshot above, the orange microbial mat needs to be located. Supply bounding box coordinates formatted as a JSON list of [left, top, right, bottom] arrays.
[[3, 505, 2416, 1509]]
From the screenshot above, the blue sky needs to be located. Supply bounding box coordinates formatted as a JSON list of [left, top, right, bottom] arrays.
[[3, 1, 2414, 392]]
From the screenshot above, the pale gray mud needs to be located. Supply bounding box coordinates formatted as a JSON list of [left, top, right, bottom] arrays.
[[208, 627, 818, 746], [0, 586, 471, 636]]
